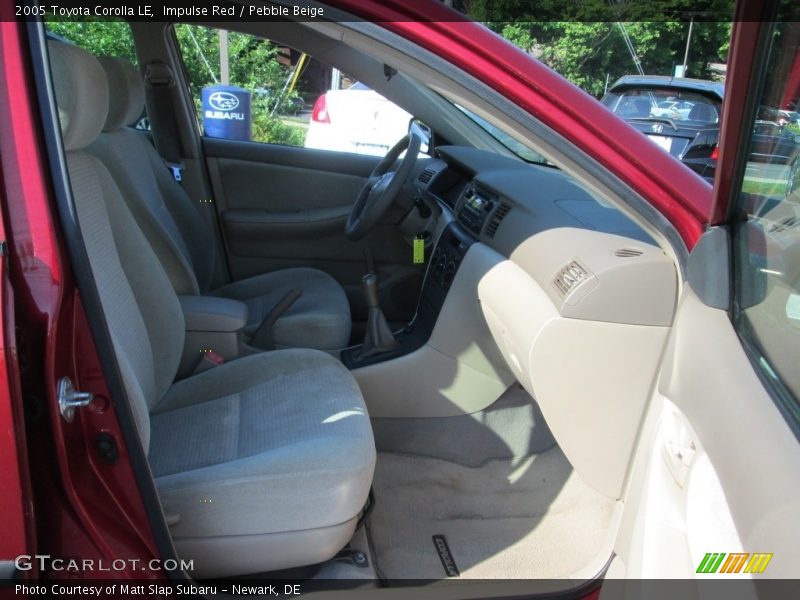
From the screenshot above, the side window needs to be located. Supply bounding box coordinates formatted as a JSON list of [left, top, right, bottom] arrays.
[[44, 19, 148, 130], [732, 15, 800, 419], [174, 25, 412, 154]]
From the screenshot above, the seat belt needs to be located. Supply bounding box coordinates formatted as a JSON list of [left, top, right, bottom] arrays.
[[142, 60, 232, 288], [143, 62, 185, 182]]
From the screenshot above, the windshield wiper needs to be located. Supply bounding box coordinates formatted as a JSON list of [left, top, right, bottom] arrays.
[[627, 117, 679, 132]]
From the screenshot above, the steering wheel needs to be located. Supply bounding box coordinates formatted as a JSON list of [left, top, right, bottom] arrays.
[[345, 133, 421, 240]]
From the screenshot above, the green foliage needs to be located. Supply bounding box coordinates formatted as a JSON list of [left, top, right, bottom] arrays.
[[499, 23, 535, 52], [251, 99, 306, 146], [460, 0, 735, 23], [461, 1, 733, 98]]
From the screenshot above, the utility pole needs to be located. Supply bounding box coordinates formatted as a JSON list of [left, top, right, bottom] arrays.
[[219, 29, 229, 85], [681, 17, 694, 78]]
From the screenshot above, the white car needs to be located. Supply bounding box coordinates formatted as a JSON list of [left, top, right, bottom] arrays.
[[651, 99, 695, 120], [304, 82, 412, 155]]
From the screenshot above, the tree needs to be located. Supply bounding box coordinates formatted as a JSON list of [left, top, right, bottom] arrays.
[[457, 0, 733, 97]]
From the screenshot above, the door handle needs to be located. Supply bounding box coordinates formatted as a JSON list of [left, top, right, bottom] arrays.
[[661, 412, 697, 487]]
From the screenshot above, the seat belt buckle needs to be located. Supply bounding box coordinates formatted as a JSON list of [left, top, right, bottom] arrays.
[[167, 162, 183, 182], [204, 350, 225, 366], [194, 350, 225, 375]]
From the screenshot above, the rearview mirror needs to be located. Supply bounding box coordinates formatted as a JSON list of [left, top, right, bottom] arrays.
[[409, 118, 431, 154]]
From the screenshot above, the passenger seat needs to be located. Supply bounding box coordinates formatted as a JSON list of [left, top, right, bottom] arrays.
[[88, 57, 352, 352], [48, 40, 375, 578]]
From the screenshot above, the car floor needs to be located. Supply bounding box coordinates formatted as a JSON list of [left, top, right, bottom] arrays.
[[234, 387, 614, 584], [365, 447, 614, 580]]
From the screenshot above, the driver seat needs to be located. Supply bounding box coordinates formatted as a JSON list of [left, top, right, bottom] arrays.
[[89, 57, 351, 351]]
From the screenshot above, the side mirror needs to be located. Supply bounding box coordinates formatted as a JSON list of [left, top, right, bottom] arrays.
[[409, 118, 431, 154]]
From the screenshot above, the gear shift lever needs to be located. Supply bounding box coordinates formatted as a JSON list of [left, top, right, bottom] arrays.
[[358, 249, 399, 358], [364, 246, 376, 277]]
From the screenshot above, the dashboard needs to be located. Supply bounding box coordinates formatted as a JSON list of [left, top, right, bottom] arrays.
[[411, 146, 677, 329], [414, 145, 654, 257]]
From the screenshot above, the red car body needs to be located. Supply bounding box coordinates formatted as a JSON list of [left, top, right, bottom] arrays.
[[0, 0, 788, 587]]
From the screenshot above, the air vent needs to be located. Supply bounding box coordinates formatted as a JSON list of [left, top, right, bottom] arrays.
[[418, 167, 437, 185], [484, 202, 512, 238], [554, 261, 589, 296], [615, 247, 644, 258]]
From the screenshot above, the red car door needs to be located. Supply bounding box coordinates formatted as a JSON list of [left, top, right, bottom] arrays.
[[0, 19, 38, 580]]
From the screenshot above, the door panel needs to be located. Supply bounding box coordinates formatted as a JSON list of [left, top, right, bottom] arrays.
[[608, 288, 800, 581], [206, 139, 376, 211], [204, 138, 424, 327]]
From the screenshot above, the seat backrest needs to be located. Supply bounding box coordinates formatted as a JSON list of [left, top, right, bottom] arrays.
[[48, 41, 185, 452], [88, 57, 216, 295], [632, 99, 651, 118], [688, 102, 716, 122]]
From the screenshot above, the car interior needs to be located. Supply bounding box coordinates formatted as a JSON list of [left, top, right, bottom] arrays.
[[37, 15, 778, 588]]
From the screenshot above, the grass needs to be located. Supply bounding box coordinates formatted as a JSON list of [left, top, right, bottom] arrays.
[[741, 178, 790, 198], [741, 160, 800, 199]]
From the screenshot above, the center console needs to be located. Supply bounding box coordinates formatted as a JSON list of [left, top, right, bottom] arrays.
[[341, 221, 475, 369], [421, 221, 476, 317], [176, 295, 249, 378], [455, 182, 497, 237]]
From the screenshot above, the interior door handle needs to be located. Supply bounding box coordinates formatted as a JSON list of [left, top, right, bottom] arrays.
[[662, 440, 696, 487], [661, 412, 697, 487]]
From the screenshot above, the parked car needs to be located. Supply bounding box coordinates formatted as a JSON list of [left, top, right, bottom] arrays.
[[651, 99, 696, 120], [603, 75, 800, 192], [601, 75, 724, 180], [1, 1, 799, 595], [304, 82, 412, 155]]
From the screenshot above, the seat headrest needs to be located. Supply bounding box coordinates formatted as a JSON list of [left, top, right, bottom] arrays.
[[98, 57, 145, 132], [48, 41, 109, 151]]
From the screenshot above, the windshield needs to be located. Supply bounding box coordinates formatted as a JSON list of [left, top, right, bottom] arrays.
[[453, 105, 549, 164], [602, 88, 721, 125]]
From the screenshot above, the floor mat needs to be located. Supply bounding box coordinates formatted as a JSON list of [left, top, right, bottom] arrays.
[[367, 448, 614, 579]]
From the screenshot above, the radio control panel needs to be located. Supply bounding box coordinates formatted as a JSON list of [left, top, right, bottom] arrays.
[[456, 183, 496, 235]]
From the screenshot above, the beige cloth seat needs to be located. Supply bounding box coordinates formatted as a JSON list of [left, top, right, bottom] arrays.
[[48, 41, 375, 578], [88, 57, 351, 351]]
